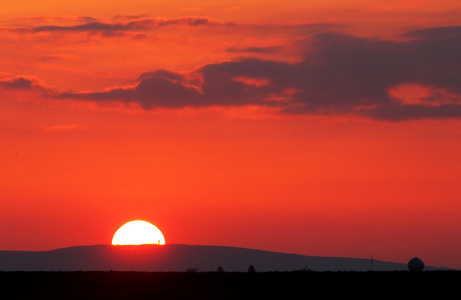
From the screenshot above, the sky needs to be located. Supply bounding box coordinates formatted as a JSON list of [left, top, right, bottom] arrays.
[[1, 0, 460, 270]]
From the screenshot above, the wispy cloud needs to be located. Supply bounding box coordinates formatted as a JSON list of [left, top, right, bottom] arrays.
[[39, 53, 77, 61], [40, 124, 87, 132], [11, 17, 233, 33], [225, 46, 282, 54]]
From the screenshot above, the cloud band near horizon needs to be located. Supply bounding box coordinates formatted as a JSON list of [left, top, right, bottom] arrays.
[[3, 25, 461, 121]]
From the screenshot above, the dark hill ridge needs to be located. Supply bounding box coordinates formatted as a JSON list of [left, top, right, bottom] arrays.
[[0, 244, 446, 272]]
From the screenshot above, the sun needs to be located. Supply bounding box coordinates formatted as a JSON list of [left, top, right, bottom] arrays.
[[112, 220, 166, 245]]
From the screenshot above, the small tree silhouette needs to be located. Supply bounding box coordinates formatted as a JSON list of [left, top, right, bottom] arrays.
[[216, 266, 225, 272], [248, 265, 256, 273]]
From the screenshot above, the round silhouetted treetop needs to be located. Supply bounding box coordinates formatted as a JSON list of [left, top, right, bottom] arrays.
[[407, 257, 425, 271], [248, 265, 256, 273]]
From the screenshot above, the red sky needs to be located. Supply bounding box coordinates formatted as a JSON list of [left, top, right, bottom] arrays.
[[1, 0, 460, 270]]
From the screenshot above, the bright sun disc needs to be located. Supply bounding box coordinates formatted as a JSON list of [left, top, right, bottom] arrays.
[[112, 220, 166, 245]]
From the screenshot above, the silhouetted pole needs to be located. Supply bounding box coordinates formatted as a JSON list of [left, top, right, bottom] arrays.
[[370, 254, 374, 272]]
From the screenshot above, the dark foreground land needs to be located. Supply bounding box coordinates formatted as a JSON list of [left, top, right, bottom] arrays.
[[0, 271, 458, 299]]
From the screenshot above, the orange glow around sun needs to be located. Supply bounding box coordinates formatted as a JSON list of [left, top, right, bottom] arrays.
[[112, 220, 166, 246]]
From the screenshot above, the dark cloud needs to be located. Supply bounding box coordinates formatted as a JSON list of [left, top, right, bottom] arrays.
[[225, 46, 281, 54], [0, 77, 37, 89], [53, 26, 461, 120], [113, 15, 149, 21], [404, 26, 461, 39], [33, 21, 128, 32], [9, 18, 337, 38], [60, 70, 203, 109], [0, 76, 49, 94], [199, 58, 292, 105], [11, 15, 97, 23], [28, 17, 229, 33], [281, 28, 461, 119], [363, 103, 461, 121]]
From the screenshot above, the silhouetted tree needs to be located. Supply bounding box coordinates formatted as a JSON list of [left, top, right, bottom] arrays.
[[407, 257, 425, 272], [248, 265, 256, 273], [216, 266, 225, 272], [186, 267, 198, 273]]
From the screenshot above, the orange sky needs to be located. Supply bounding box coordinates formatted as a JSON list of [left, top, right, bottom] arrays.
[[1, 0, 461, 270]]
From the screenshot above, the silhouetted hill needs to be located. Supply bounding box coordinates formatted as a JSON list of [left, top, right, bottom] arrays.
[[0, 244, 449, 272]]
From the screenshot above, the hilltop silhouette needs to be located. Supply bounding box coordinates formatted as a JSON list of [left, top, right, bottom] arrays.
[[0, 244, 448, 272]]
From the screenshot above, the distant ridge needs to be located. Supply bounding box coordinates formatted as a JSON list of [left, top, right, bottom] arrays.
[[0, 244, 448, 272]]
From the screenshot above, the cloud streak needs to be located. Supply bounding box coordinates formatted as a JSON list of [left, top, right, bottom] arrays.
[[13, 17, 233, 33], [225, 46, 282, 54], [40, 124, 87, 132]]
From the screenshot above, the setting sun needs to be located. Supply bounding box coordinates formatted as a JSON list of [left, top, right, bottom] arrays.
[[112, 220, 166, 246]]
